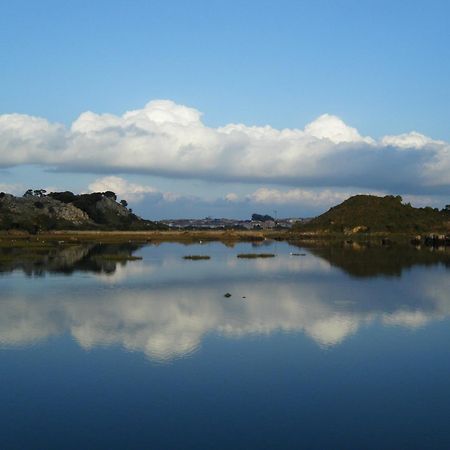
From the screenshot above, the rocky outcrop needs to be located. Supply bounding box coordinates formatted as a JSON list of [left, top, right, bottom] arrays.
[[0, 194, 92, 231], [0, 191, 165, 232]]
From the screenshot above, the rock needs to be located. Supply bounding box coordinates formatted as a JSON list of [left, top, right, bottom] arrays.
[[350, 225, 368, 234], [0, 191, 165, 231]]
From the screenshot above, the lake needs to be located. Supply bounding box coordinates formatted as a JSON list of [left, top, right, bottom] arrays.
[[1, 240, 450, 449]]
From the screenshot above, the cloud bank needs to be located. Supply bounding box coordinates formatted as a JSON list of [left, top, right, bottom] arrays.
[[1, 99, 449, 194], [87, 175, 375, 214], [87, 176, 440, 218]]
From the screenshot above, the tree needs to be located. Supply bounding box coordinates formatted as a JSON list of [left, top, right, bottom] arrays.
[[251, 213, 274, 222], [103, 191, 117, 201], [23, 189, 33, 197], [120, 199, 128, 208], [48, 191, 76, 203], [33, 189, 47, 197]]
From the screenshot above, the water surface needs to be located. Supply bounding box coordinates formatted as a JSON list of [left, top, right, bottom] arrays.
[[1, 241, 450, 449]]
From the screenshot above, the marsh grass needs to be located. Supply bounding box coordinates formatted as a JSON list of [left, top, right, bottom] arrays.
[[237, 253, 276, 258], [183, 255, 211, 260], [0, 230, 270, 247]]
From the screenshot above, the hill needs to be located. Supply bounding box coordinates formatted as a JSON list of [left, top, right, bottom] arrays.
[[0, 190, 166, 233], [295, 195, 450, 234]]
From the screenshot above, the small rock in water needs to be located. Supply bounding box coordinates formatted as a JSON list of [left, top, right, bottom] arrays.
[[224, 293, 232, 298]]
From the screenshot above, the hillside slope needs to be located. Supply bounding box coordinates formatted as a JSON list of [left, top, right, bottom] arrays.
[[0, 190, 165, 232], [296, 195, 450, 234]]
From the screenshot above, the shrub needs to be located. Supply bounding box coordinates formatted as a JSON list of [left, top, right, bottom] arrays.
[[48, 191, 76, 204], [103, 191, 117, 201]]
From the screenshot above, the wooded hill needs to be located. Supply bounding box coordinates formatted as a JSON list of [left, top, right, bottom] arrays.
[[0, 190, 166, 233], [295, 195, 450, 234]]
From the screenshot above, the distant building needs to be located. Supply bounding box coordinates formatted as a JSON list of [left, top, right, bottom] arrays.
[[160, 216, 304, 230]]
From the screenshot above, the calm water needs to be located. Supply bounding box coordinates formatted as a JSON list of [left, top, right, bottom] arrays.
[[1, 241, 450, 449]]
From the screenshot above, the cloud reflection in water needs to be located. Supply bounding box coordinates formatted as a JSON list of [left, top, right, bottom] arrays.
[[0, 244, 449, 360]]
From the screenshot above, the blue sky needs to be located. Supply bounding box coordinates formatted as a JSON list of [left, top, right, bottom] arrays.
[[1, 0, 449, 218]]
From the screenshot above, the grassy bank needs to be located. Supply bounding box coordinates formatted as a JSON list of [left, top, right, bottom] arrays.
[[0, 230, 279, 246], [0, 229, 448, 249]]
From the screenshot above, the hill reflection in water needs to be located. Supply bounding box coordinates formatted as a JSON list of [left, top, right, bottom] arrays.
[[0, 241, 449, 360]]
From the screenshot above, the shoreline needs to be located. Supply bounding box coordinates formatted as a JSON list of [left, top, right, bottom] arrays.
[[0, 229, 448, 248]]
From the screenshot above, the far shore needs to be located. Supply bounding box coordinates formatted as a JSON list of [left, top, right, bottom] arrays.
[[0, 229, 448, 248], [0, 229, 278, 245]]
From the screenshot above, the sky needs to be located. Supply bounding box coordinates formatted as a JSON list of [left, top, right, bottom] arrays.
[[1, 0, 449, 219]]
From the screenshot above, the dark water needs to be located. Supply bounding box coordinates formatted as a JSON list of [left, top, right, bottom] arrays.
[[1, 241, 450, 449]]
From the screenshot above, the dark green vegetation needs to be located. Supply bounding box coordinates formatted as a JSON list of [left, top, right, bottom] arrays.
[[237, 253, 276, 258], [1, 191, 449, 246], [0, 242, 144, 276], [0, 190, 166, 233], [2, 239, 448, 279], [308, 244, 450, 278], [251, 213, 275, 222], [295, 195, 450, 234], [183, 255, 211, 260]]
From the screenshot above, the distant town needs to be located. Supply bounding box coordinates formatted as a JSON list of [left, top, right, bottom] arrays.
[[159, 213, 309, 230]]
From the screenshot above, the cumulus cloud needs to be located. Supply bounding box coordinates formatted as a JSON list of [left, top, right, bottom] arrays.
[[87, 176, 192, 206], [1, 100, 449, 194], [88, 176, 161, 202], [303, 114, 374, 144]]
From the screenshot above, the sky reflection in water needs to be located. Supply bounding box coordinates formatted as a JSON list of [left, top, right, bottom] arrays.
[[1, 242, 450, 450], [0, 242, 449, 360]]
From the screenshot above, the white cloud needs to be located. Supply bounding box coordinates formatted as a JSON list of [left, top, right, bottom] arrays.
[[88, 176, 160, 202], [381, 131, 442, 149], [85, 177, 358, 211], [1, 100, 449, 194], [225, 192, 239, 202], [83, 177, 443, 216], [303, 113, 374, 144], [247, 187, 358, 206]]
